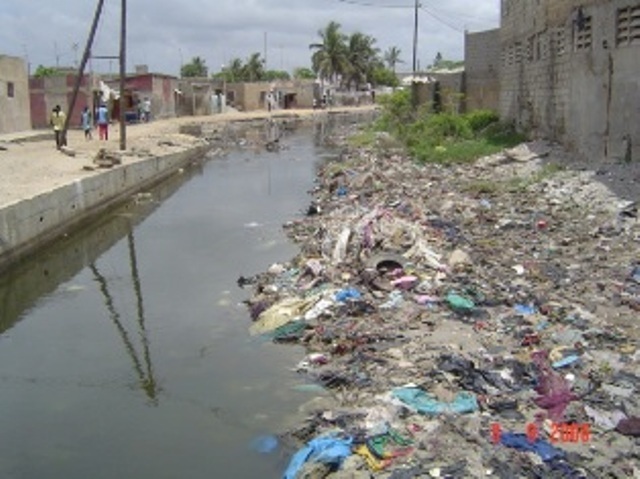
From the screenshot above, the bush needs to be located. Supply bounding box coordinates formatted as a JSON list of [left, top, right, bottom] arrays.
[[464, 110, 500, 134], [375, 89, 412, 133]]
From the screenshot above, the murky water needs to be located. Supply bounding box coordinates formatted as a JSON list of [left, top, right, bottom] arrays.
[[0, 121, 343, 479]]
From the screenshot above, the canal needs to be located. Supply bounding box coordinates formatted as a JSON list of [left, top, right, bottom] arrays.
[[0, 120, 341, 479]]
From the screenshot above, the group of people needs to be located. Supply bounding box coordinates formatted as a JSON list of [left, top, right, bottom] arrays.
[[49, 100, 136, 149]]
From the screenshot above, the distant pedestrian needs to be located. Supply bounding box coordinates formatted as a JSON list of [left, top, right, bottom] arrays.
[[49, 105, 67, 149], [81, 106, 92, 140], [142, 97, 151, 122], [96, 103, 109, 140]]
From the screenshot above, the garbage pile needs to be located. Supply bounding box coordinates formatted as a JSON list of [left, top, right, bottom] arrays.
[[241, 130, 640, 478]]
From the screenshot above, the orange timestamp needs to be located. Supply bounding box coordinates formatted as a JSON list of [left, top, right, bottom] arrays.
[[491, 422, 591, 444]]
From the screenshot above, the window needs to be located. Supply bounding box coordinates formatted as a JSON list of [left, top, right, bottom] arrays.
[[573, 14, 592, 51], [617, 5, 640, 46], [553, 28, 567, 56], [7, 82, 14, 98]]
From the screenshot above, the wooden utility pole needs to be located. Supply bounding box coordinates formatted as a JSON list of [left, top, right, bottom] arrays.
[[119, 0, 127, 150], [411, 0, 419, 111], [62, 0, 105, 143]]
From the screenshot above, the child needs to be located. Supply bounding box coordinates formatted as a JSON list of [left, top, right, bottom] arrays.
[[81, 106, 92, 140]]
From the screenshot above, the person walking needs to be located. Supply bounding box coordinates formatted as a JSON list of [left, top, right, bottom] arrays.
[[81, 106, 92, 140], [142, 97, 151, 122], [96, 103, 109, 140], [49, 105, 66, 149]]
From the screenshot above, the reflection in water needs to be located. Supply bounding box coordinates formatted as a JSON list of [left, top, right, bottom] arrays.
[[89, 229, 158, 405], [0, 115, 377, 479]]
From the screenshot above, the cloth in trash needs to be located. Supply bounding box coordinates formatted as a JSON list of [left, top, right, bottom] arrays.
[[392, 387, 478, 415], [283, 434, 353, 479], [500, 432, 566, 462]]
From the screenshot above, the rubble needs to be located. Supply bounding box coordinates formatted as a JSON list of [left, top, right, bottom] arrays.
[[93, 148, 123, 168], [240, 126, 640, 478]]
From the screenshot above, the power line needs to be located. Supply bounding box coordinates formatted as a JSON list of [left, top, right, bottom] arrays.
[[337, 0, 413, 9], [421, 0, 496, 24], [420, 5, 466, 33]]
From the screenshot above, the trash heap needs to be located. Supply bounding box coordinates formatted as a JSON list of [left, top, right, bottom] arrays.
[[241, 131, 640, 478]]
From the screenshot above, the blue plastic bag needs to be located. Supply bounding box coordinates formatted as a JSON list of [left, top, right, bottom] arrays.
[[283, 434, 353, 479]]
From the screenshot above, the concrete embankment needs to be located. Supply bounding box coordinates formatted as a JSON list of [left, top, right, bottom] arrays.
[[0, 144, 210, 274]]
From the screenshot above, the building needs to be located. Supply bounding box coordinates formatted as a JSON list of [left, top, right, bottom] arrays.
[[0, 55, 31, 134], [176, 78, 227, 116], [29, 71, 100, 129], [464, 28, 501, 111], [499, 0, 640, 161], [224, 80, 315, 112], [104, 71, 179, 120]]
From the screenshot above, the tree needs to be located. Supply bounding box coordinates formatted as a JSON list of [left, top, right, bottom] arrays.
[[309, 21, 349, 84], [383, 47, 403, 74], [293, 67, 316, 80], [434, 51, 443, 68], [33, 65, 59, 78], [370, 67, 399, 88], [243, 52, 265, 82], [264, 70, 291, 81], [345, 32, 379, 90], [181, 56, 208, 77]]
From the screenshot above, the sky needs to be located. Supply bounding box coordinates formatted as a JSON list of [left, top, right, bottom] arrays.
[[0, 0, 499, 77]]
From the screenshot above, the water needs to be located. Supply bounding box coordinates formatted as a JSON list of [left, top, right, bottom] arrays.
[[0, 123, 339, 479]]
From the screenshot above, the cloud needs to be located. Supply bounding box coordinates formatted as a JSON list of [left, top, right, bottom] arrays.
[[1, 0, 499, 76]]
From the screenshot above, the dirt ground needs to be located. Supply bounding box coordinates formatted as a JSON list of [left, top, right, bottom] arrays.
[[0, 106, 375, 209]]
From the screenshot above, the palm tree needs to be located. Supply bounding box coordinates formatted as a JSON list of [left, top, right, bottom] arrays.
[[227, 58, 244, 82], [345, 32, 379, 90], [309, 21, 349, 85], [243, 52, 265, 82], [384, 46, 403, 74]]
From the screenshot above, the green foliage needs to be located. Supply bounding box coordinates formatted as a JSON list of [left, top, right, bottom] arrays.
[[310, 21, 349, 83], [264, 70, 290, 81], [181, 57, 208, 78], [310, 21, 400, 90], [293, 67, 316, 80], [383, 46, 403, 73], [465, 110, 500, 133], [373, 94, 526, 165], [375, 89, 413, 134], [348, 128, 378, 148], [33, 65, 59, 78], [213, 54, 271, 82], [370, 67, 399, 87], [429, 55, 464, 71]]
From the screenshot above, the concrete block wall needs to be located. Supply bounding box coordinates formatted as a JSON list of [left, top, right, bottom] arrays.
[[0, 55, 31, 134], [499, 0, 640, 161], [465, 29, 501, 111], [0, 145, 209, 274]]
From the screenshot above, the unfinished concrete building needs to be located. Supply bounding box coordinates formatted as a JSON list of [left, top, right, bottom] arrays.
[[0, 55, 31, 134], [500, 0, 640, 161]]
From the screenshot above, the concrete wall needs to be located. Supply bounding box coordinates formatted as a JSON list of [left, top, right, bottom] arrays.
[[464, 29, 501, 111], [0, 145, 209, 274], [225, 80, 316, 111], [29, 73, 97, 129], [499, 0, 640, 161], [105, 73, 178, 120], [0, 55, 31, 134]]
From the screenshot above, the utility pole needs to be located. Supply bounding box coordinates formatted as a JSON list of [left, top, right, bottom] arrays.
[[62, 0, 105, 145], [413, 0, 418, 73], [412, 0, 419, 111], [119, 0, 127, 151], [264, 32, 268, 69]]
